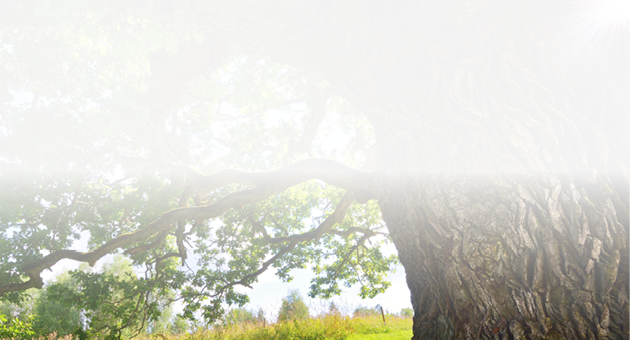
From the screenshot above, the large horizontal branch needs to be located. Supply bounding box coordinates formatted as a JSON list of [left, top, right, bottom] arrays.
[[329, 227, 378, 239], [0, 158, 375, 295], [250, 144, 378, 244], [254, 192, 355, 244], [190, 158, 375, 202], [114, 156, 373, 203], [214, 190, 363, 294]]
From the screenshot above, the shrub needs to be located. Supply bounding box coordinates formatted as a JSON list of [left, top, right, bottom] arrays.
[[0, 312, 35, 339]]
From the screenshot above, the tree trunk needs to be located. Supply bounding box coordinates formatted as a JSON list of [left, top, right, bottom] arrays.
[[301, 2, 629, 337], [217, 1, 629, 338], [362, 11, 629, 334]]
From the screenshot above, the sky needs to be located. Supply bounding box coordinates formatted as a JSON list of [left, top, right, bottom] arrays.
[[14, 86, 411, 320]]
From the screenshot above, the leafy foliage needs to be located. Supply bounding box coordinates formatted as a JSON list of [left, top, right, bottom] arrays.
[[0, 289, 39, 338], [0, 1, 394, 333], [0, 312, 35, 339]]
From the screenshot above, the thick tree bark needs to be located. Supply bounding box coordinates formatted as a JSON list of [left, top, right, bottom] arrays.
[[200, 1, 630, 337], [365, 5, 629, 336]]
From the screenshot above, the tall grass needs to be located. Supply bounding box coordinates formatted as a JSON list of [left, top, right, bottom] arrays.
[[2, 314, 412, 340], [146, 315, 411, 340]]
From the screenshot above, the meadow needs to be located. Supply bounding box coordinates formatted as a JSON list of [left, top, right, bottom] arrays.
[[1, 314, 412, 340], [140, 314, 412, 340]]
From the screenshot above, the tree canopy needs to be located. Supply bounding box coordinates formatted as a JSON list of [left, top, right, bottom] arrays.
[[1, 1, 628, 339], [0, 0, 398, 334]]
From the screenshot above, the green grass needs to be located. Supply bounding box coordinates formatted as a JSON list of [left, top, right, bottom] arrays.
[[145, 315, 412, 340], [347, 331, 412, 340], [346, 316, 412, 340], [5, 315, 413, 339]]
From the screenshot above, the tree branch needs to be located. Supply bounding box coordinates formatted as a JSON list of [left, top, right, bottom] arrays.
[[328, 233, 373, 284], [0, 158, 375, 295], [252, 192, 355, 244], [114, 156, 373, 203], [250, 145, 378, 244], [216, 241, 299, 293]]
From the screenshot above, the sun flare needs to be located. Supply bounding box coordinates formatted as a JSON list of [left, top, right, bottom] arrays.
[[558, 0, 630, 55], [605, 0, 630, 19]]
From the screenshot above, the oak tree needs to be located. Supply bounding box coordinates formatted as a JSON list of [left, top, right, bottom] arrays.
[[1, 1, 628, 339]]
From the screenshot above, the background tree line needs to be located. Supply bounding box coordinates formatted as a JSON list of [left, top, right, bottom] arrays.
[[0, 255, 189, 339], [1, 255, 411, 339]]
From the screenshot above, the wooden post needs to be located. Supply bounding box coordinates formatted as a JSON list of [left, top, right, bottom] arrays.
[[380, 306, 386, 326]]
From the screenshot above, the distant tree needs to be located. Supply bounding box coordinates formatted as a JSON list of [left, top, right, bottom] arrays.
[[327, 301, 340, 316], [0, 258, 178, 338], [31, 271, 83, 336], [277, 290, 310, 323], [0, 277, 84, 338], [223, 307, 265, 327], [169, 315, 192, 335], [90, 257, 144, 338], [46, 255, 174, 339], [144, 305, 170, 336], [352, 305, 380, 318]]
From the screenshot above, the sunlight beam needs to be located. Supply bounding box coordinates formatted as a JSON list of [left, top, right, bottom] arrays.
[[605, 0, 630, 20]]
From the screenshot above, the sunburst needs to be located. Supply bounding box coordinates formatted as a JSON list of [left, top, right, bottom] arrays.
[[596, 0, 630, 24], [557, 0, 630, 57]]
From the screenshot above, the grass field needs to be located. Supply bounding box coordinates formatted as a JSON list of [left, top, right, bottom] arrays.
[[142, 315, 412, 340], [345, 316, 412, 340]]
